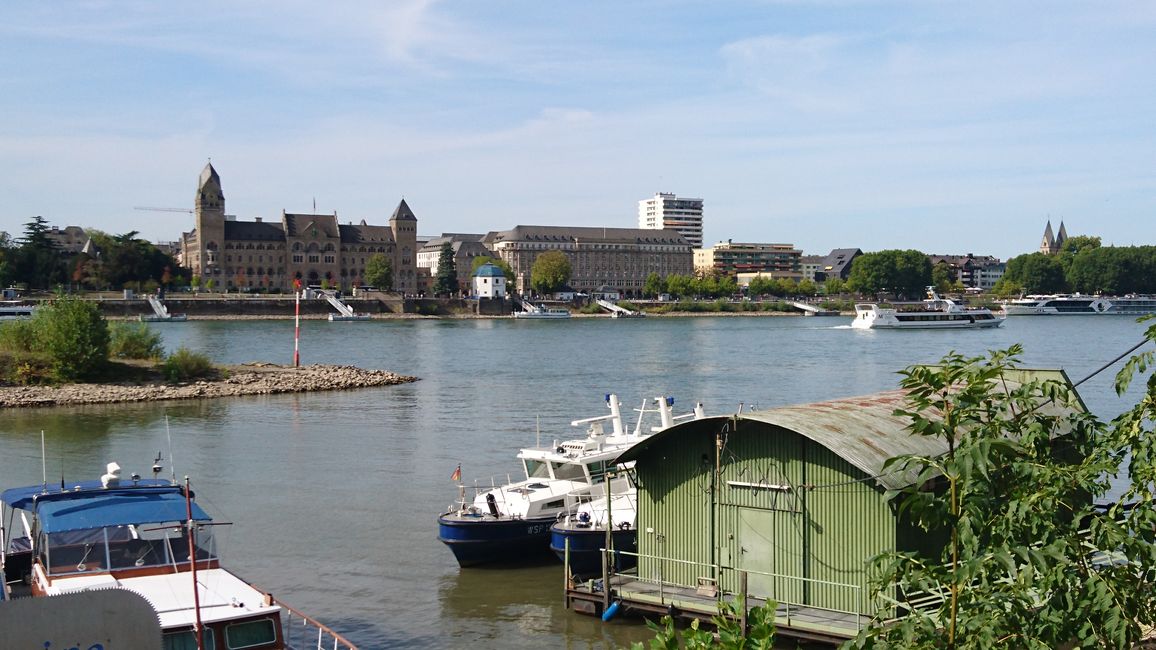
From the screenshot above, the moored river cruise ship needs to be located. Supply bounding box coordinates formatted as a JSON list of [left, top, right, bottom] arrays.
[[999, 294, 1156, 316]]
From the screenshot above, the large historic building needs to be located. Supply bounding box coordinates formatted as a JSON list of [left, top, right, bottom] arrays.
[[483, 225, 692, 297], [180, 163, 419, 293]]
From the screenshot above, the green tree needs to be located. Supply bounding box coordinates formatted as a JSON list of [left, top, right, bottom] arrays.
[[823, 277, 846, 295], [364, 253, 393, 290], [32, 295, 110, 380], [530, 250, 571, 295], [846, 250, 932, 298], [0, 231, 13, 288], [665, 273, 694, 299], [642, 272, 665, 298], [931, 262, 955, 293], [1002, 253, 1066, 294], [471, 256, 514, 283], [13, 216, 67, 290], [851, 342, 1156, 649], [434, 242, 458, 296]]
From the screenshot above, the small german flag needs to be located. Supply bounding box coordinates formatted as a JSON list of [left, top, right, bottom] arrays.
[[450, 464, 461, 482]]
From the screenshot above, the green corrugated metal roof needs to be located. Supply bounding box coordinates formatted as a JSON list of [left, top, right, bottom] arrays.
[[618, 368, 1083, 491]]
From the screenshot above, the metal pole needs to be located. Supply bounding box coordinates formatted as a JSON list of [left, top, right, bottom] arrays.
[[293, 286, 301, 367], [185, 477, 205, 650]]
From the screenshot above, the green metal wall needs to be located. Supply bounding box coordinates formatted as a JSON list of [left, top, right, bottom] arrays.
[[634, 418, 897, 615]]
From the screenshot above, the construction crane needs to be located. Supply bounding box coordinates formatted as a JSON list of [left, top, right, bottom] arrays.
[[134, 206, 193, 213]]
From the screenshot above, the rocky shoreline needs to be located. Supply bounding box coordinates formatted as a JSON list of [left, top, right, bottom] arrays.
[[0, 363, 419, 408]]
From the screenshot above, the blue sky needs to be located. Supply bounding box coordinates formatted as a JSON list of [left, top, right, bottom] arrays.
[[2, 1, 1153, 260]]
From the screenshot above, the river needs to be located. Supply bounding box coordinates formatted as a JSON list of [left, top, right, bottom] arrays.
[[0, 314, 1151, 648]]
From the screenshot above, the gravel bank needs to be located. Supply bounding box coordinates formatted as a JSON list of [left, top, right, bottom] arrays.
[[0, 363, 419, 408]]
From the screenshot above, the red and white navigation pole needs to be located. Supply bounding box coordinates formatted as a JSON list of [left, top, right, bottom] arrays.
[[293, 278, 301, 367]]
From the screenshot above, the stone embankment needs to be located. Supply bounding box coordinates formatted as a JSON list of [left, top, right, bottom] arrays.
[[0, 363, 419, 408]]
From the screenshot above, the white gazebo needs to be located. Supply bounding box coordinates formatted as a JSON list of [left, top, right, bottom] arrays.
[[473, 263, 507, 298]]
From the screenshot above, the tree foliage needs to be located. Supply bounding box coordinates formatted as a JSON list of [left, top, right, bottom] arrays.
[[31, 295, 109, 380], [471, 256, 514, 283], [846, 250, 932, 298], [643, 272, 665, 298], [632, 600, 777, 650], [999, 252, 1067, 295], [363, 253, 393, 290], [849, 339, 1156, 649], [434, 242, 458, 296], [530, 250, 572, 295]]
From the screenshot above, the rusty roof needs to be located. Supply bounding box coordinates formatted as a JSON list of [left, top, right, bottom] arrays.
[[617, 368, 1083, 491]]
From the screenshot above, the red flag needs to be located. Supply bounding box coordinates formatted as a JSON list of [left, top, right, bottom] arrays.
[[450, 464, 461, 482], [293, 278, 302, 290]]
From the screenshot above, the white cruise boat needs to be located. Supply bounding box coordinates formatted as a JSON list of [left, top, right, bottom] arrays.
[[0, 301, 36, 321], [437, 394, 703, 567], [1000, 294, 1156, 316], [512, 298, 570, 319], [852, 287, 1004, 330]]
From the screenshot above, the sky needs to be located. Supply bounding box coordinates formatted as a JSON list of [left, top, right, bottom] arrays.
[[1, 1, 1154, 261]]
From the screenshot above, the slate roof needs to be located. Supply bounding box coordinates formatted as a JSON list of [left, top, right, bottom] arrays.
[[283, 213, 340, 238], [339, 222, 395, 244], [391, 199, 418, 221], [486, 225, 689, 246], [223, 220, 285, 241]]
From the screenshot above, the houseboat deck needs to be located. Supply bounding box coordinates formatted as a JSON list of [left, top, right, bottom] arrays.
[[565, 565, 870, 646]]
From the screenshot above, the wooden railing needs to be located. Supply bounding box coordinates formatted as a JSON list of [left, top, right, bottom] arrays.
[[279, 601, 359, 650]]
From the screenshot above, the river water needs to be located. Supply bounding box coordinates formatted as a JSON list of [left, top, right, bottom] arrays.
[[0, 314, 1151, 648]]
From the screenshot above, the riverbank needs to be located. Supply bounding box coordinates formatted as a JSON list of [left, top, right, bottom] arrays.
[[0, 363, 419, 408]]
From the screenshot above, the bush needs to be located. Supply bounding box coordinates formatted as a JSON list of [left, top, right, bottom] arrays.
[[162, 347, 215, 382], [109, 322, 165, 359], [33, 296, 109, 381], [0, 319, 39, 353]]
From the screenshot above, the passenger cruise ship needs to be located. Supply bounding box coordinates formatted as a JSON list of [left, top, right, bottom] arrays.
[[999, 295, 1156, 316]]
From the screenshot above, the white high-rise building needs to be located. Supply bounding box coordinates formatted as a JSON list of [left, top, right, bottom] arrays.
[[638, 192, 704, 248]]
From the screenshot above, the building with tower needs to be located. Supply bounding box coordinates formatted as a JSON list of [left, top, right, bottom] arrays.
[[180, 163, 418, 293], [638, 192, 704, 248], [1040, 220, 1068, 255]]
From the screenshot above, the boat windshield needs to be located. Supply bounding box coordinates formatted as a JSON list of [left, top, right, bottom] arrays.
[[551, 462, 588, 482], [523, 459, 550, 479], [43, 523, 218, 575]]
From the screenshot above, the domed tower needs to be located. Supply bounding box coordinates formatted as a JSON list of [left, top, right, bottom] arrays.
[[390, 198, 418, 293], [194, 162, 226, 279]]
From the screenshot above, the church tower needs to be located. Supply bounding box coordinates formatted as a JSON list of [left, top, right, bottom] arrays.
[[194, 162, 226, 280], [390, 199, 419, 293], [1040, 220, 1056, 255]]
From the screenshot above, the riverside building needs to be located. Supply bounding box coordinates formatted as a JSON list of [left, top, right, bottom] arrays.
[[694, 241, 802, 278], [638, 192, 704, 248], [483, 225, 692, 298], [180, 163, 419, 293]]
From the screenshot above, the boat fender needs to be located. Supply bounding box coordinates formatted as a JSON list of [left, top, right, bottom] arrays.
[[602, 600, 621, 622]]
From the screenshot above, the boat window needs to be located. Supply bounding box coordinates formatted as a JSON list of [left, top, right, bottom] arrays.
[[164, 628, 216, 650], [44, 527, 120, 575], [551, 462, 587, 481], [523, 459, 550, 479], [226, 618, 278, 649]]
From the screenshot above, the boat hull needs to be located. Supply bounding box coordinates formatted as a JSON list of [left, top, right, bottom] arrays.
[[550, 525, 637, 578], [437, 513, 556, 567]]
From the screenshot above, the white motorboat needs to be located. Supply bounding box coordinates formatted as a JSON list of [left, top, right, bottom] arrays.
[[512, 298, 570, 319], [437, 394, 703, 567], [1, 459, 358, 649], [1000, 294, 1156, 316], [851, 287, 1004, 330]]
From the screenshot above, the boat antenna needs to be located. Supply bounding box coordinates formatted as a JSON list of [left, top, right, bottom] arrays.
[[165, 416, 177, 485], [153, 451, 164, 481]]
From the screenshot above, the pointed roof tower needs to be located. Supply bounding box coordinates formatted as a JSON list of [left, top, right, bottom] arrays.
[[196, 162, 224, 213], [390, 198, 417, 222], [1040, 220, 1055, 254], [1056, 221, 1068, 249]]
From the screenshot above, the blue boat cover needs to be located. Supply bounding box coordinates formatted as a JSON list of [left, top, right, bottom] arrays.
[[1, 480, 211, 533]]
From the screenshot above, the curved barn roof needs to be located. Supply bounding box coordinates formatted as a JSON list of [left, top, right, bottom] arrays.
[[616, 369, 1081, 491]]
